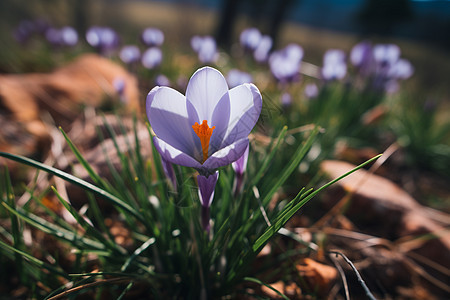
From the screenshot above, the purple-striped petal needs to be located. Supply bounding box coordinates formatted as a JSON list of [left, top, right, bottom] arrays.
[[153, 136, 202, 169], [221, 83, 262, 148], [232, 143, 249, 176], [186, 67, 229, 122], [160, 155, 177, 189], [147, 86, 202, 160], [203, 138, 249, 170], [197, 171, 219, 207]]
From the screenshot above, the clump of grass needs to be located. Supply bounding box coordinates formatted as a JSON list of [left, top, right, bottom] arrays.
[[0, 117, 379, 298]]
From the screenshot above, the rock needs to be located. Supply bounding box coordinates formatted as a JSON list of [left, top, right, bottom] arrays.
[[296, 258, 338, 296], [0, 54, 140, 159], [320, 160, 450, 286], [50, 115, 153, 210]]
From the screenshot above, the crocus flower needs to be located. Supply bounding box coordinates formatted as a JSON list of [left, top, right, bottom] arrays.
[[373, 44, 400, 67], [86, 26, 120, 54], [198, 171, 219, 232], [371, 43, 409, 92], [14, 20, 35, 44], [146, 66, 262, 229], [14, 19, 51, 44], [226, 69, 252, 88], [191, 35, 218, 63], [321, 49, 347, 81], [350, 41, 373, 76], [281, 92, 292, 107], [161, 156, 177, 189], [147, 66, 262, 175], [240, 27, 262, 51], [60, 26, 79, 46], [387, 58, 414, 80], [142, 47, 162, 69], [253, 35, 273, 63], [232, 143, 249, 196], [113, 77, 127, 103], [45, 26, 79, 47], [304, 83, 319, 99], [119, 45, 141, 64], [141, 27, 164, 47], [155, 74, 171, 86], [269, 43, 303, 83]]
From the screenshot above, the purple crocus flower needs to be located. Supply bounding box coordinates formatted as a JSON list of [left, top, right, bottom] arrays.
[[253, 35, 273, 63], [161, 156, 177, 189], [62, 27, 78, 46], [113, 77, 127, 103], [147, 66, 262, 175], [44, 26, 78, 47], [142, 47, 162, 69], [14, 20, 38, 44], [373, 44, 400, 67], [383, 58, 413, 94], [350, 41, 373, 73], [304, 83, 319, 99], [198, 170, 219, 232], [232, 143, 249, 196], [14, 19, 51, 44], [155, 74, 171, 86], [146, 67, 262, 229], [281, 92, 292, 107], [119, 45, 141, 64], [191, 35, 218, 63], [321, 49, 347, 81], [141, 27, 164, 47], [86, 26, 120, 54], [226, 69, 252, 88], [240, 27, 262, 51], [45, 27, 60, 45], [387, 58, 414, 80], [371, 43, 407, 92], [269, 43, 303, 83]]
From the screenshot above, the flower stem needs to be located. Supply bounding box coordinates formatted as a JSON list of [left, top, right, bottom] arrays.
[[201, 205, 210, 233]]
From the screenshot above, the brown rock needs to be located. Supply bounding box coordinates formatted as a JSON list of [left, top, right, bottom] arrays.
[[296, 258, 338, 295], [50, 115, 153, 210], [320, 160, 450, 269], [260, 281, 286, 299], [0, 54, 140, 158]]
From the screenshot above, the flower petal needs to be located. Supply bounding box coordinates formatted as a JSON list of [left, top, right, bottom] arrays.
[[232, 143, 249, 176], [203, 138, 249, 170], [209, 92, 231, 154], [147, 86, 202, 159], [153, 136, 202, 169], [160, 155, 177, 189], [186, 66, 229, 121], [197, 171, 219, 207], [221, 83, 262, 147]]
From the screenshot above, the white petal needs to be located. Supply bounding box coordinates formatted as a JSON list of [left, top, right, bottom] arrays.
[[153, 137, 202, 169], [221, 83, 262, 147], [186, 66, 229, 121], [203, 138, 249, 170], [146, 86, 201, 159]]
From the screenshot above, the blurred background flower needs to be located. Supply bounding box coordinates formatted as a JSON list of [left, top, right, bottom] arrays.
[[191, 35, 218, 63], [141, 47, 162, 69], [119, 45, 141, 65], [86, 26, 120, 55], [141, 27, 164, 47]]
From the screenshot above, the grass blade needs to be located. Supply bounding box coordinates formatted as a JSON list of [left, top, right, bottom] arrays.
[[243, 277, 289, 300], [261, 126, 320, 206], [253, 154, 382, 252], [0, 239, 68, 278], [0, 151, 144, 223]]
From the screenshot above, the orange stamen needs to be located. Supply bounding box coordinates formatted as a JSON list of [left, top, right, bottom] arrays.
[[192, 120, 215, 163]]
